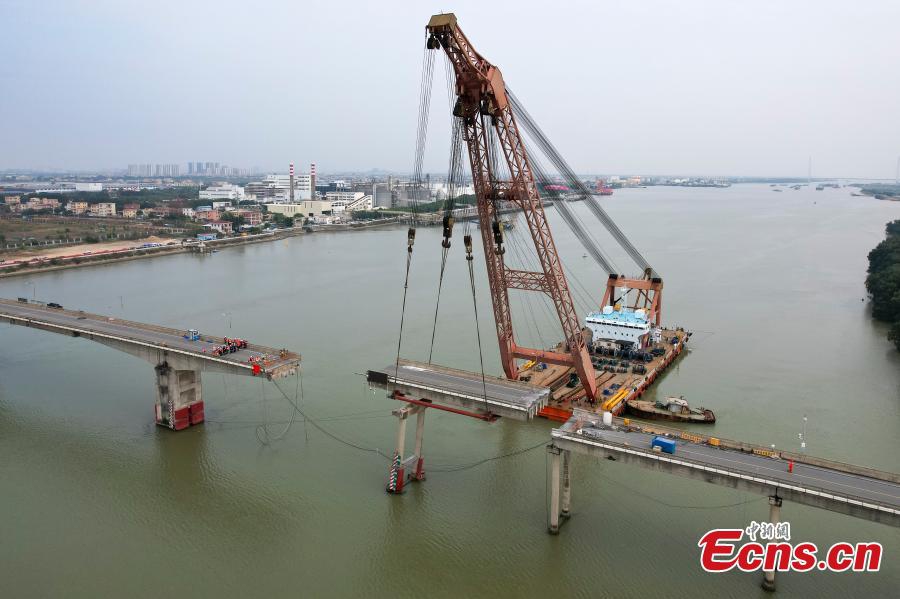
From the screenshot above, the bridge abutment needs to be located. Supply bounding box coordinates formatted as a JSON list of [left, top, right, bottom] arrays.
[[154, 363, 204, 431]]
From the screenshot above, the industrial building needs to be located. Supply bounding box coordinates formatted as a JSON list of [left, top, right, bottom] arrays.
[[266, 201, 331, 218], [199, 184, 245, 201], [246, 166, 313, 202], [324, 191, 373, 211], [372, 182, 393, 208]]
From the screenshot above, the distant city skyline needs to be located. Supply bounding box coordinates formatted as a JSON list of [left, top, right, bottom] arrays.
[[2, 164, 896, 182], [1, 1, 899, 179]]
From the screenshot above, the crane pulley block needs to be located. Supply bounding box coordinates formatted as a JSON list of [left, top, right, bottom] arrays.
[[442, 215, 454, 238], [491, 220, 505, 255], [441, 215, 454, 248]]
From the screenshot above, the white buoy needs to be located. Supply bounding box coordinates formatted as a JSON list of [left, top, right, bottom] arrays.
[[602, 411, 613, 426]]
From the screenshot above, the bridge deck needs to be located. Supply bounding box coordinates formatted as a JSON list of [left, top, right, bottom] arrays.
[[553, 412, 900, 525], [368, 359, 549, 421], [0, 298, 300, 378]]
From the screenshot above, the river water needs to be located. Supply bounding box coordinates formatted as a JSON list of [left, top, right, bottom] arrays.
[[1, 184, 898, 597]]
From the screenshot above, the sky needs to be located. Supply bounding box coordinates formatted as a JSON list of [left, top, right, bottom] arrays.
[[1, 0, 899, 178]]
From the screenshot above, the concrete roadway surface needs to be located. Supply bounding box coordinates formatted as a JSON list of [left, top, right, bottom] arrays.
[[377, 361, 548, 410], [564, 425, 900, 509], [0, 298, 300, 373]]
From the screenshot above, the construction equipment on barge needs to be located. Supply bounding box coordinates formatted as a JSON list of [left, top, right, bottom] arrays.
[[385, 13, 695, 468]]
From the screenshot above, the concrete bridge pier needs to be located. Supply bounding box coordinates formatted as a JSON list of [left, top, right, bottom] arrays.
[[548, 445, 573, 533], [154, 363, 204, 431], [561, 449, 572, 519], [547, 445, 563, 534], [412, 407, 426, 481], [387, 406, 411, 493], [386, 405, 427, 493], [762, 494, 783, 592]]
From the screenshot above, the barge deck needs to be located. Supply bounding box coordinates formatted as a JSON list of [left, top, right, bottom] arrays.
[[522, 327, 690, 421]]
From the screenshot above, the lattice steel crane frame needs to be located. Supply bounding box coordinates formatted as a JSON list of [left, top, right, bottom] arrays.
[[426, 13, 598, 401]]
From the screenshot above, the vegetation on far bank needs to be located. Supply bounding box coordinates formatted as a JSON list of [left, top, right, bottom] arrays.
[[866, 219, 900, 350], [857, 183, 900, 200]]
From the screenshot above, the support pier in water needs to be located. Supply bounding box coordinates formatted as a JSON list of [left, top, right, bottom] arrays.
[[369, 359, 549, 493], [386, 405, 428, 494], [547, 410, 899, 530], [0, 298, 301, 430], [761, 494, 783, 592], [547, 445, 572, 534], [154, 364, 205, 430]]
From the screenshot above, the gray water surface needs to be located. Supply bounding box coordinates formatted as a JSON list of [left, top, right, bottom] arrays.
[[1, 184, 898, 597]]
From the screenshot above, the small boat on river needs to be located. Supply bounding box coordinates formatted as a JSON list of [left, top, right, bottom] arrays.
[[625, 395, 715, 423]]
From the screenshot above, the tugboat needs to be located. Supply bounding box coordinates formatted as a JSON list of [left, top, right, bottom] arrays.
[[626, 395, 715, 423]]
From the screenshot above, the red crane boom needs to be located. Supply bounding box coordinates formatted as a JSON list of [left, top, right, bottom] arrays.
[[426, 13, 598, 402]]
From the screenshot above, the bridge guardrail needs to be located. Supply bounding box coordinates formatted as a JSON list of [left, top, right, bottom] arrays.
[[555, 428, 900, 515], [605, 415, 900, 484], [0, 299, 300, 370]]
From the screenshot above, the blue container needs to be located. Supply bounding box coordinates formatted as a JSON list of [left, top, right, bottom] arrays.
[[650, 436, 676, 454]]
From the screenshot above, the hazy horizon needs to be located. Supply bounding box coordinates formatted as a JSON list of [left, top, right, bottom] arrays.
[[2, 0, 898, 179]]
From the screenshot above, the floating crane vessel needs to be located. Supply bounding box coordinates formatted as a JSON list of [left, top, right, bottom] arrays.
[[398, 13, 693, 426]]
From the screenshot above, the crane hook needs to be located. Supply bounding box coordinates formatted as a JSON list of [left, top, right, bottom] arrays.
[[492, 220, 505, 255], [464, 234, 474, 261], [441, 215, 454, 248]]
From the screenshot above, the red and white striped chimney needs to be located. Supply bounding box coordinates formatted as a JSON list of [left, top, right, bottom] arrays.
[[310, 163, 317, 200]]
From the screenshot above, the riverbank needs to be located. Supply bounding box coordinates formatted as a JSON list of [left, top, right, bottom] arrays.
[[865, 219, 900, 350], [0, 218, 411, 279], [0, 228, 306, 279], [2, 235, 176, 261], [857, 183, 900, 202]]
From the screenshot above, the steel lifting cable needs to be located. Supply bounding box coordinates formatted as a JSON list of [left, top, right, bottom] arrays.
[[529, 142, 619, 274], [485, 120, 504, 228], [595, 469, 766, 510], [393, 229, 415, 385], [256, 372, 296, 445], [509, 89, 655, 277], [270, 377, 391, 459], [396, 43, 436, 378], [428, 439, 547, 472], [563, 260, 598, 316], [268, 373, 548, 473], [427, 119, 465, 363], [427, 241, 451, 364], [411, 47, 437, 224], [463, 234, 490, 414], [505, 225, 549, 348]]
